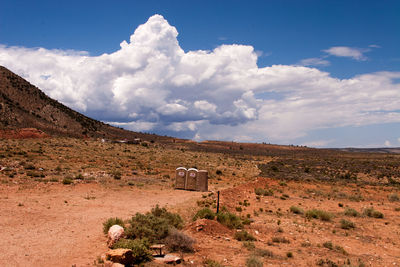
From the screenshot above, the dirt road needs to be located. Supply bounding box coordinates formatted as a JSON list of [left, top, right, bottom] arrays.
[[0, 183, 201, 267]]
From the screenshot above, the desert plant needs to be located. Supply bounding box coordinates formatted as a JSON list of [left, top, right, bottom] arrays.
[[290, 206, 304, 214], [246, 255, 263, 267], [165, 228, 195, 252], [306, 209, 333, 221], [323, 241, 348, 255], [62, 178, 73, 185], [112, 238, 152, 264], [103, 217, 125, 234], [340, 219, 355, 229], [243, 241, 255, 250], [388, 193, 400, 202], [363, 207, 383, 218], [271, 236, 290, 243], [126, 205, 183, 243], [286, 251, 293, 258], [235, 230, 256, 241], [204, 259, 223, 267], [344, 208, 359, 217], [323, 241, 334, 250], [193, 208, 215, 221], [217, 210, 243, 229], [254, 248, 273, 258]]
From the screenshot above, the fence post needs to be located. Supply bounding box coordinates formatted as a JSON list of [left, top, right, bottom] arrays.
[[216, 191, 220, 213]]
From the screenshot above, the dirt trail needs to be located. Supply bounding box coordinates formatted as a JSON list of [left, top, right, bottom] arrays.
[[0, 183, 202, 267]]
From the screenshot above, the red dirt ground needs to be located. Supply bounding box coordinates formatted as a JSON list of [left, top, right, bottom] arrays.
[[0, 183, 202, 267]]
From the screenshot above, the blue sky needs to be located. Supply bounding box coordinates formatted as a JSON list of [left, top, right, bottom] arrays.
[[1, 0, 400, 147]]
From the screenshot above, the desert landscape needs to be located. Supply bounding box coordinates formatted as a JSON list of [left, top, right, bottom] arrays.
[[1, 2, 400, 266], [1, 132, 400, 266]]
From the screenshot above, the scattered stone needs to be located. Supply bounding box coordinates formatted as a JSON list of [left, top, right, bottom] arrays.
[[106, 248, 133, 265], [107, 225, 124, 248], [154, 254, 182, 264]]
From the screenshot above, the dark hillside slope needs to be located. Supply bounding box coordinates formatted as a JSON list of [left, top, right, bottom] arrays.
[[0, 66, 172, 142]]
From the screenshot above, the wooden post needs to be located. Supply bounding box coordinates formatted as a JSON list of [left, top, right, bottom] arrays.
[[216, 191, 220, 213]]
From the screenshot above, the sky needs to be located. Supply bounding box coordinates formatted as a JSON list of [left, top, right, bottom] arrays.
[[0, 0, 399, 148]]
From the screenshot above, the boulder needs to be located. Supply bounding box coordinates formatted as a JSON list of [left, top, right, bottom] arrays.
[[107, 224, 124, 248], [154, 254, 182, 264], [106, 248, 134, 265]]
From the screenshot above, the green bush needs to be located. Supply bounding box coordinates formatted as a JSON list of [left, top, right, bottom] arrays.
[[340, 219, 355, 229], [62, 178, 73, 185], [388, 193, 400, 202], [255, 187, 273, 196], [271, 236, 290, 243], [323, 241, 333, 250], [126, 205, 183, 243], [242, 241, 255, 250], [204, 259, 223, 267], [254, 248, 273, 258], [246, 255, 263, 267], [193, 208, 216, 221], [103, 217, 125, 234], [217, 210, 243, 229], [305, 209, 333, 221], [344, 208, 359, 217], [165, 228, 195, 252], [235, 230, 256, 241], [290, 206, 304, 214], [363, 207, 384, 218], [112, 238, 152, 264]]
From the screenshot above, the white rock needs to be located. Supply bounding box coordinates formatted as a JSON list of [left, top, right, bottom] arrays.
[[107, 225, 124, 248]]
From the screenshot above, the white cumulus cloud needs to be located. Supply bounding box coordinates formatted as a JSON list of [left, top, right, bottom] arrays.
[[323, 46, 369, 61], [0, 14, 400, 145], [298, 57, 330, 67]]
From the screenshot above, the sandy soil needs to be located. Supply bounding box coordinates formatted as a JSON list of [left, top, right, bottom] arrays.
[[0, 183, 202, 267]]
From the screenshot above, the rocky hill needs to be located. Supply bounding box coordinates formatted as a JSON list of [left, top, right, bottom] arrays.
[[0, 65, 171, 142]]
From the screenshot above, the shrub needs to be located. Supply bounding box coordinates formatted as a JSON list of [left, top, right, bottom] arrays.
[[388, 193, 400, 202], [235, 230, 256, 241], [323, 241, 348, 255], [363, 207, 384, 218], [62, 178, 73, 185], [217, 210, 243, 229], [254, 187, 273, 196], [216, 170, 222, 175], [323, 241, 333, 250], [246, 255, 263, 267], [344, 208, 359, 217], [193, 208, 215, 221], [204, 259, 223, 267], [271, 236, 290, 243], [254, 248, 273, 258], [112, 238, 152, 264], [305, 209, 333, 221], [243, 241, 255, 250], [103, 217, 125, 234], [165, 228, 195, 252], [286, 251, 293, 258], [24, 164, 35, 170], [126, 205, 183, 243], [112, 171, 122, 180], [340, 219, 355, 229], [290, 206, 304, 214], [75, 173, 84, 180]]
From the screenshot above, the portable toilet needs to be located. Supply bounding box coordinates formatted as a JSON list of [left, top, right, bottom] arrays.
[[186, 168, 198, 190], [175, 167, 187, 189], [196, 170, 208, 192]]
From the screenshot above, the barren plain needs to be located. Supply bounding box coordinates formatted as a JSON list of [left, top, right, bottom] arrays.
[[1, 136, 400, 266]]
